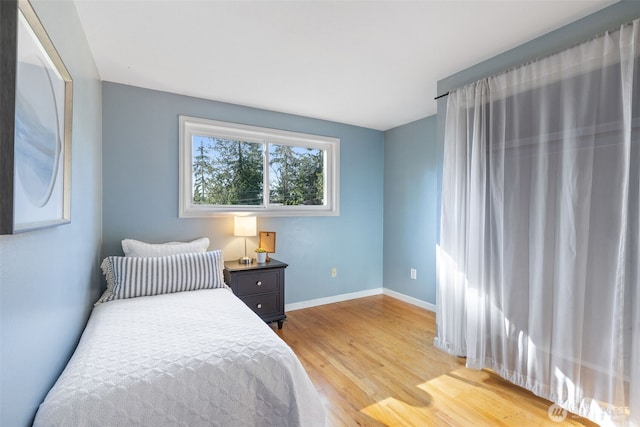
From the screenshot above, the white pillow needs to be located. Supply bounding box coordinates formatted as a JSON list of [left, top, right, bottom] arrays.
[[121, 237, 209, 257], [97, 250, 227, 304]]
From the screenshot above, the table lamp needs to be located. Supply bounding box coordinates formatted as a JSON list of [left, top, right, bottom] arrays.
[[234, 216, 256, 264]]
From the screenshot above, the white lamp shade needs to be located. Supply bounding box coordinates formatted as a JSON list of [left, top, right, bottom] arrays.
[[234, 216, 257, 237]]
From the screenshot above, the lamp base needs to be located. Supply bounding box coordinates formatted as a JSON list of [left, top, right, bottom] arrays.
[[239, 256, 252, 265]]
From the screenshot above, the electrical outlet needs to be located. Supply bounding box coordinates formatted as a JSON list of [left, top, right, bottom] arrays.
[[410, 268, 417, 280], [331, 267, 337, 278]]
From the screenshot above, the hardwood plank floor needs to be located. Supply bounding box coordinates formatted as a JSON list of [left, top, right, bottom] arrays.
[[274, 295, 597, 427]]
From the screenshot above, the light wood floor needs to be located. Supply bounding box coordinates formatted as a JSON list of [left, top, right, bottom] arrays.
[[274, 295, 597, 427]]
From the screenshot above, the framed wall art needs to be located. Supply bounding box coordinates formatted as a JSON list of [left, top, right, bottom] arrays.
[[0, 0, 72, 234], [258, 231, 276, 262]]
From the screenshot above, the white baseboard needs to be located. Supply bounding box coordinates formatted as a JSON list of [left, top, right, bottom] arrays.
[[285, 287, 436, 313], [382, 288, 436, 312], [285, 288, 383, 312]]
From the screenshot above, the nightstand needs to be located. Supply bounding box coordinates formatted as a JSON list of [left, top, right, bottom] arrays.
[[223, 258, 288, 329]]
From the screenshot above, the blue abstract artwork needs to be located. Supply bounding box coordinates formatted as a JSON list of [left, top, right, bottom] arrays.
[[11, 5, 70, 232], [15, 58, 61, 208]]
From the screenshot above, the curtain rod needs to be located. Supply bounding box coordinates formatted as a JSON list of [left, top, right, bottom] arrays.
[[431, 18, 632, 103]]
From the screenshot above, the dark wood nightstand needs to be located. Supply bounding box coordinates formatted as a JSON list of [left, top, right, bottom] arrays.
[[223, 258, 288, 329]]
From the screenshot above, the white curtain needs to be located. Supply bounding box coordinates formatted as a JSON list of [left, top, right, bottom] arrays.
[[436, 19, 640, 426]]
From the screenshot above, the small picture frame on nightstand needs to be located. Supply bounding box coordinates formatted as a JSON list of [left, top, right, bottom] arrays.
[[259, 231, 276, 261]]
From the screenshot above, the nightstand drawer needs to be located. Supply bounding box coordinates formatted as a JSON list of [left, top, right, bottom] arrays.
[[241, 293, 280, 317], [236, 270, 279, 295]]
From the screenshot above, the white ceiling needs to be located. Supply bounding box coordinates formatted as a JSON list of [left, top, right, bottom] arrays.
[[73, 0, 616, 131]]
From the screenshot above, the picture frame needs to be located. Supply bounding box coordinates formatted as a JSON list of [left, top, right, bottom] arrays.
[[0, 0, 73, 234], [258, 231, 276, 261]]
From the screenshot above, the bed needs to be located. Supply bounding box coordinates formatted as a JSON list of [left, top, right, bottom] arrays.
[[33, 243, 326, 427]]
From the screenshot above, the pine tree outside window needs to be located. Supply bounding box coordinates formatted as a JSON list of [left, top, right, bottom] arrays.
[[179, 116, 339, 217]]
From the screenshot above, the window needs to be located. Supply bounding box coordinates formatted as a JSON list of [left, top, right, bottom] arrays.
[[179, 116, 339, 217]]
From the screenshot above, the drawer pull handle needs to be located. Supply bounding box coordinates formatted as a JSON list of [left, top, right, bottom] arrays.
[[257, 303, 262, 309], [256, 281, 262, 286]]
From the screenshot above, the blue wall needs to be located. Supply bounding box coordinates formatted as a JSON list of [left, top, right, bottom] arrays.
[[383, 116, 438, 304], [102, 82, 384, 304], [0, 1, 102, 426]]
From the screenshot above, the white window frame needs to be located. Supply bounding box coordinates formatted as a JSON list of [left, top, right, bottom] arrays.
[[179, 115, 340, 217]]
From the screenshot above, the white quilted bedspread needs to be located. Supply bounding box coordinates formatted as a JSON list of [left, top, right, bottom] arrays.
[[33, 289, 326, 427]]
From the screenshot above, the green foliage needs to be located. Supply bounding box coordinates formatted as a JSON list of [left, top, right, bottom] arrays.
[[270, 145, 324, 206], [192, 137, 324, 207], [192, 137, 263, 205], [193, 140, 213, 203]]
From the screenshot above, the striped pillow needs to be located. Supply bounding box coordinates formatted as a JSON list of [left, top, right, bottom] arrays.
[[97, 250, 227, 304]]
